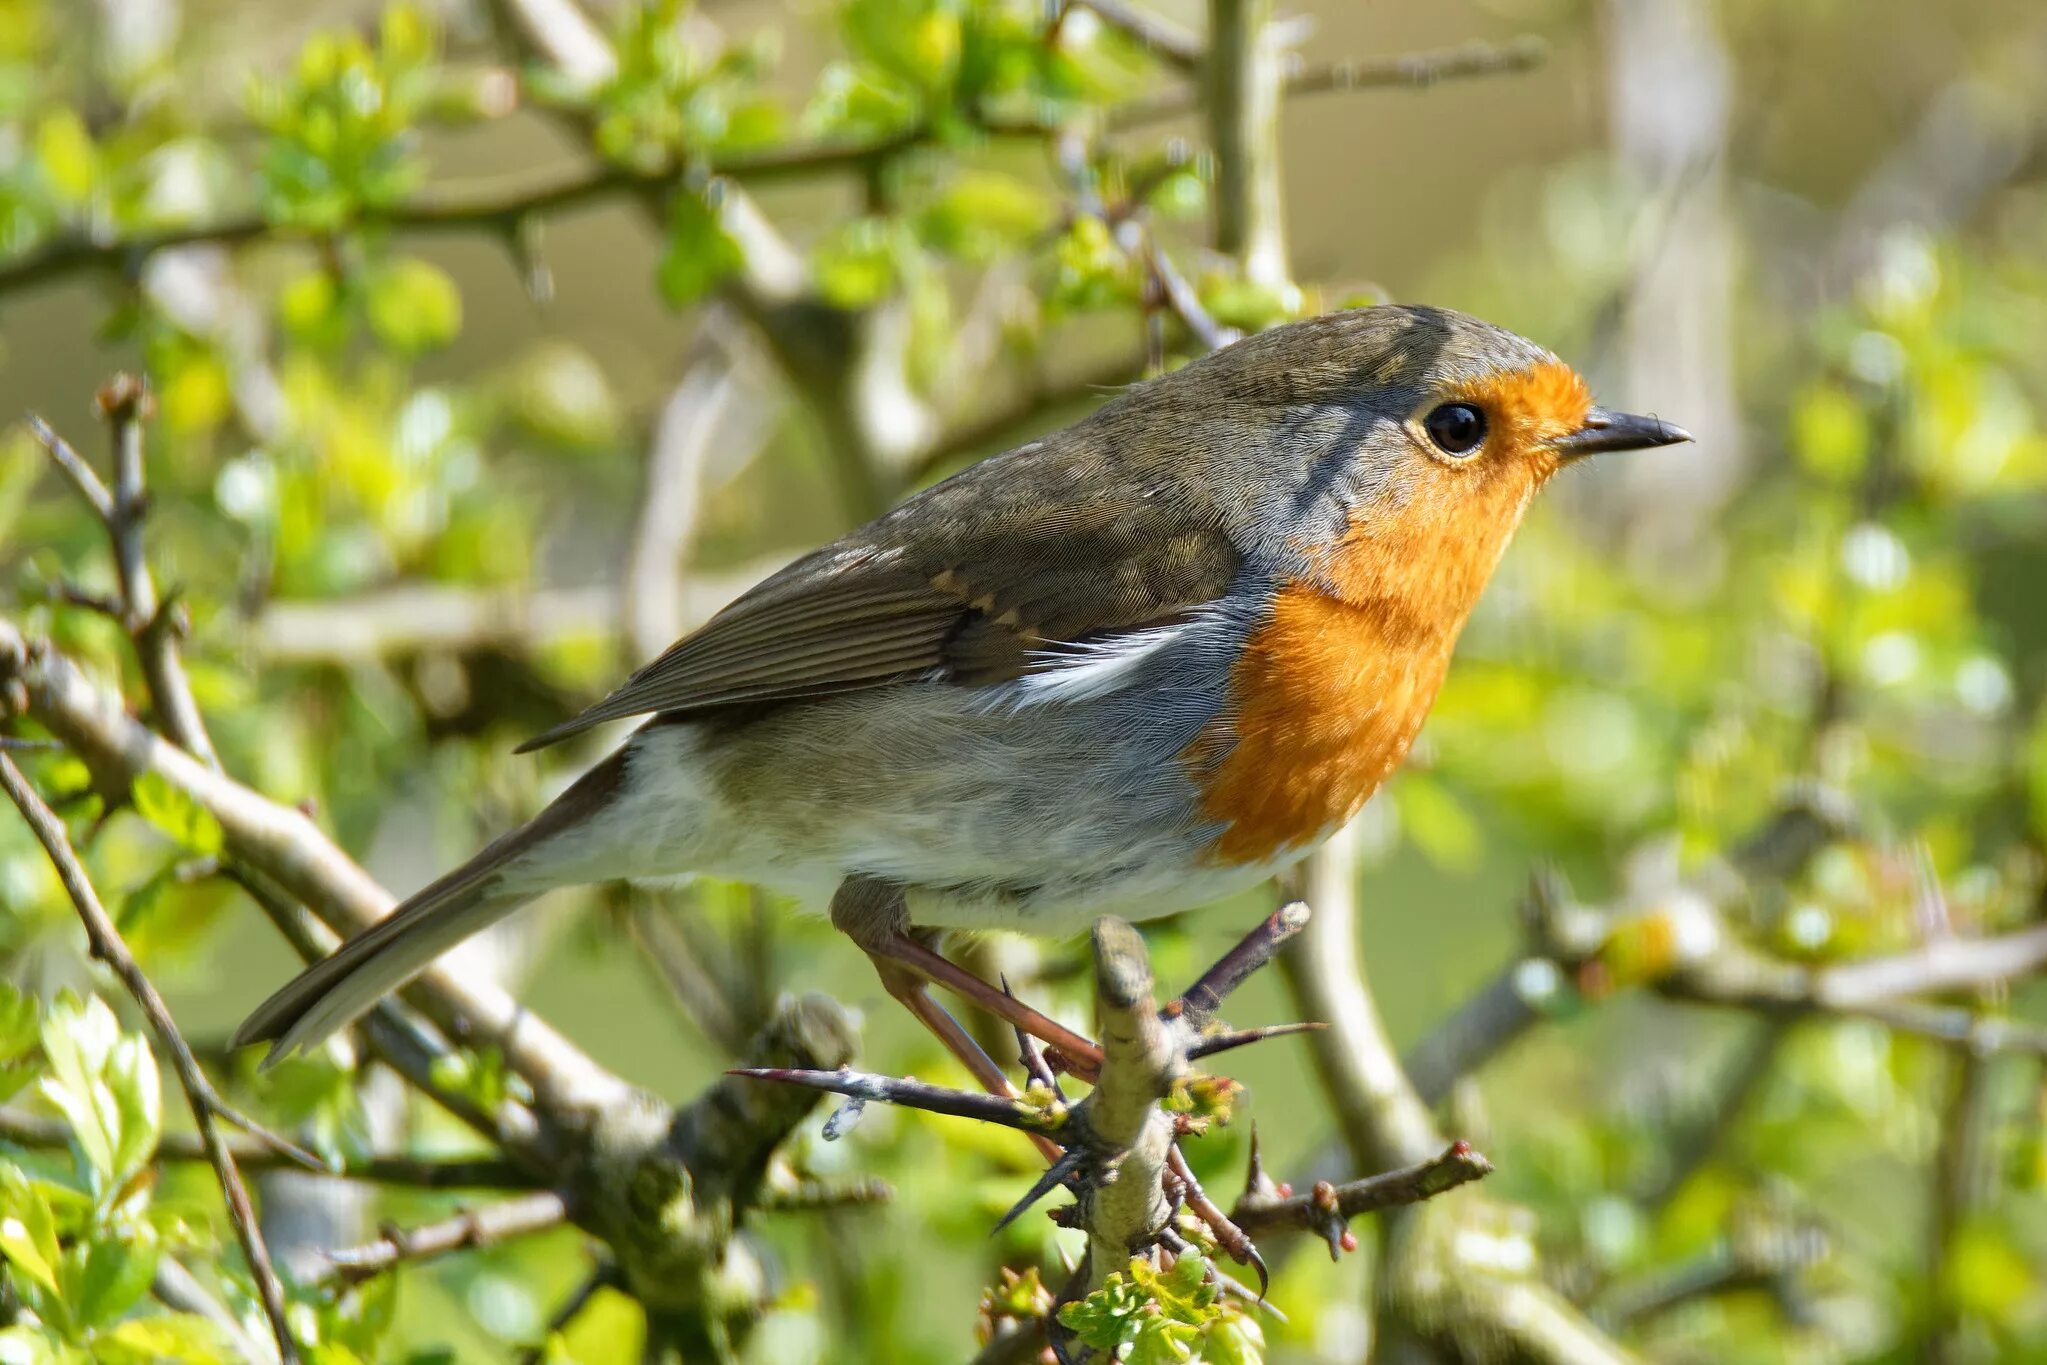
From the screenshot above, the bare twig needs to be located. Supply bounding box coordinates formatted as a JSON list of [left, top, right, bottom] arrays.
[[1231, 1141, 1493, 1247], [1280, 37, 1550, 97], [247, 559, 789, 665], [1172, 901, 1311, 1031], [1136, 228, 1241, 351], [483, 0, 615, 93], [1111, 35, 1549, 129], [1808, 925, 2047, 1006], [1636, 1018, 1790, 1210], [1205, 0, 1290, 289], [1184, 1021, 1325, 1060], [1928, 1043, 1998, 1364], [48, 381, 224, 769], [0, 753, 301, 1365], [1081, 919, 1179, 1282], [1280, 836, 1442, 1171], [1406, 792, 1854, 1100], [622, 898, 751, 1057], [624, 336, 763, 665], [25, 414, 113, 518], [754, 1175, 894, 1213], [322, 1190, 571, 1284], [1593, 1217, 1827, 1329], [0, 139, 928, 299]]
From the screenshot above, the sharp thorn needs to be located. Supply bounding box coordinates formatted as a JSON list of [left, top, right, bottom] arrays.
[[1186, 1020, 1328, 1060], [991, 1148, 1085, 1235]]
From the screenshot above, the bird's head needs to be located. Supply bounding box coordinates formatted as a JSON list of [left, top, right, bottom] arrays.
[[1159, 304, 1693, 606]]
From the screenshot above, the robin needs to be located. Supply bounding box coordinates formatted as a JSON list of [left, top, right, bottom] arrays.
[[234, 305, 1689, 1079]]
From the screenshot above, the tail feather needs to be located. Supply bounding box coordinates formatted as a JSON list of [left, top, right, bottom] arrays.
[[233, 750, 630, 1064]]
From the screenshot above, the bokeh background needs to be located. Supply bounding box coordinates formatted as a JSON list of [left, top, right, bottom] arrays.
[[4, 0, 2047, 1361]]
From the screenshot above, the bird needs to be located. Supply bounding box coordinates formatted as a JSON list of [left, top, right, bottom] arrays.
[[234, 304, 1690, 1077]]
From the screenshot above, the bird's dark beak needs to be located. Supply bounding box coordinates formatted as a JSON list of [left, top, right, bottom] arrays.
[[1553, 407, 1693, 459]]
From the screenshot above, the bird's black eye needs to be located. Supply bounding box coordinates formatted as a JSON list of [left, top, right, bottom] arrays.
[[1423, 403, 1487, 456]]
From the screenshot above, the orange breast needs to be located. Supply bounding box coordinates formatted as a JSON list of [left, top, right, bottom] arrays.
[[1192, 582, 1455, 864], [1188, 378, 1570, 863]]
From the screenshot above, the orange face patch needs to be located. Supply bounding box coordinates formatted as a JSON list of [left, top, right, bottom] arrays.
[[1190, 357, 1591, 864], [1437, 358, 1593, 467]]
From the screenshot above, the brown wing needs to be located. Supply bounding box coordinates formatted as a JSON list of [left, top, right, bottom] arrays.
[[516, 411, 1243, 753]]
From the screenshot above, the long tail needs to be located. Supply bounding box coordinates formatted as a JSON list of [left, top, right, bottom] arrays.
[[233, 751, 629, 1065]]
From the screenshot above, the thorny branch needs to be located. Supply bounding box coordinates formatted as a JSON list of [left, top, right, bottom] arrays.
[[1230, 1140, 1494, 1252], [745, 904, 1493, 1350]]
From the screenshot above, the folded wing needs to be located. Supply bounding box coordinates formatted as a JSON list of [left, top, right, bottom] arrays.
[[517, 437, 1243, 752]]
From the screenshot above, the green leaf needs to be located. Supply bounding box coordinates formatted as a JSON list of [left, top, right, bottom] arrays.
[[658, 193, 743, 308], [813, 217, 902, 308], [67, 1232, 160, 1329], [428, 1045, 509, 1116], [1943, 1218, 2033, 1321], [277, 269, 350, 350], [95, 1315, 234, 1365], [1057, 1253, 1261, 1364], [131, 773, 224, 857], [0, 983, 40, 1105], [918, 171, 1052, 262], [365, 258, 464, 354], [104, 1032, 161, 1181], [38, 994, 122, 1183], [1198, 276, 1301, 334], [0, 1324, 79, 1365], [0, 1168, 62, 1298], [33, 110, 95, 203], [1202, 1315, 1265, 1365]]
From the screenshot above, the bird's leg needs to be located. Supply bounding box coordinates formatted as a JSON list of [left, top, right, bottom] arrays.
[[830, 876, 1104, 1080], [881, 934, 1104, 1081], [835, 881, 1071, 1161], [870, 951, 1015, 1099], [864, 952, 1066, 1164]]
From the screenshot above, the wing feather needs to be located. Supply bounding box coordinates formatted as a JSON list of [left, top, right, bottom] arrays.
[[516, 416, 1245, 752]]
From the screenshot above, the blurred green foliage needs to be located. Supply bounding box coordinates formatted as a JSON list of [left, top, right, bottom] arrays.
[[0, 0, 2043, 1362]]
